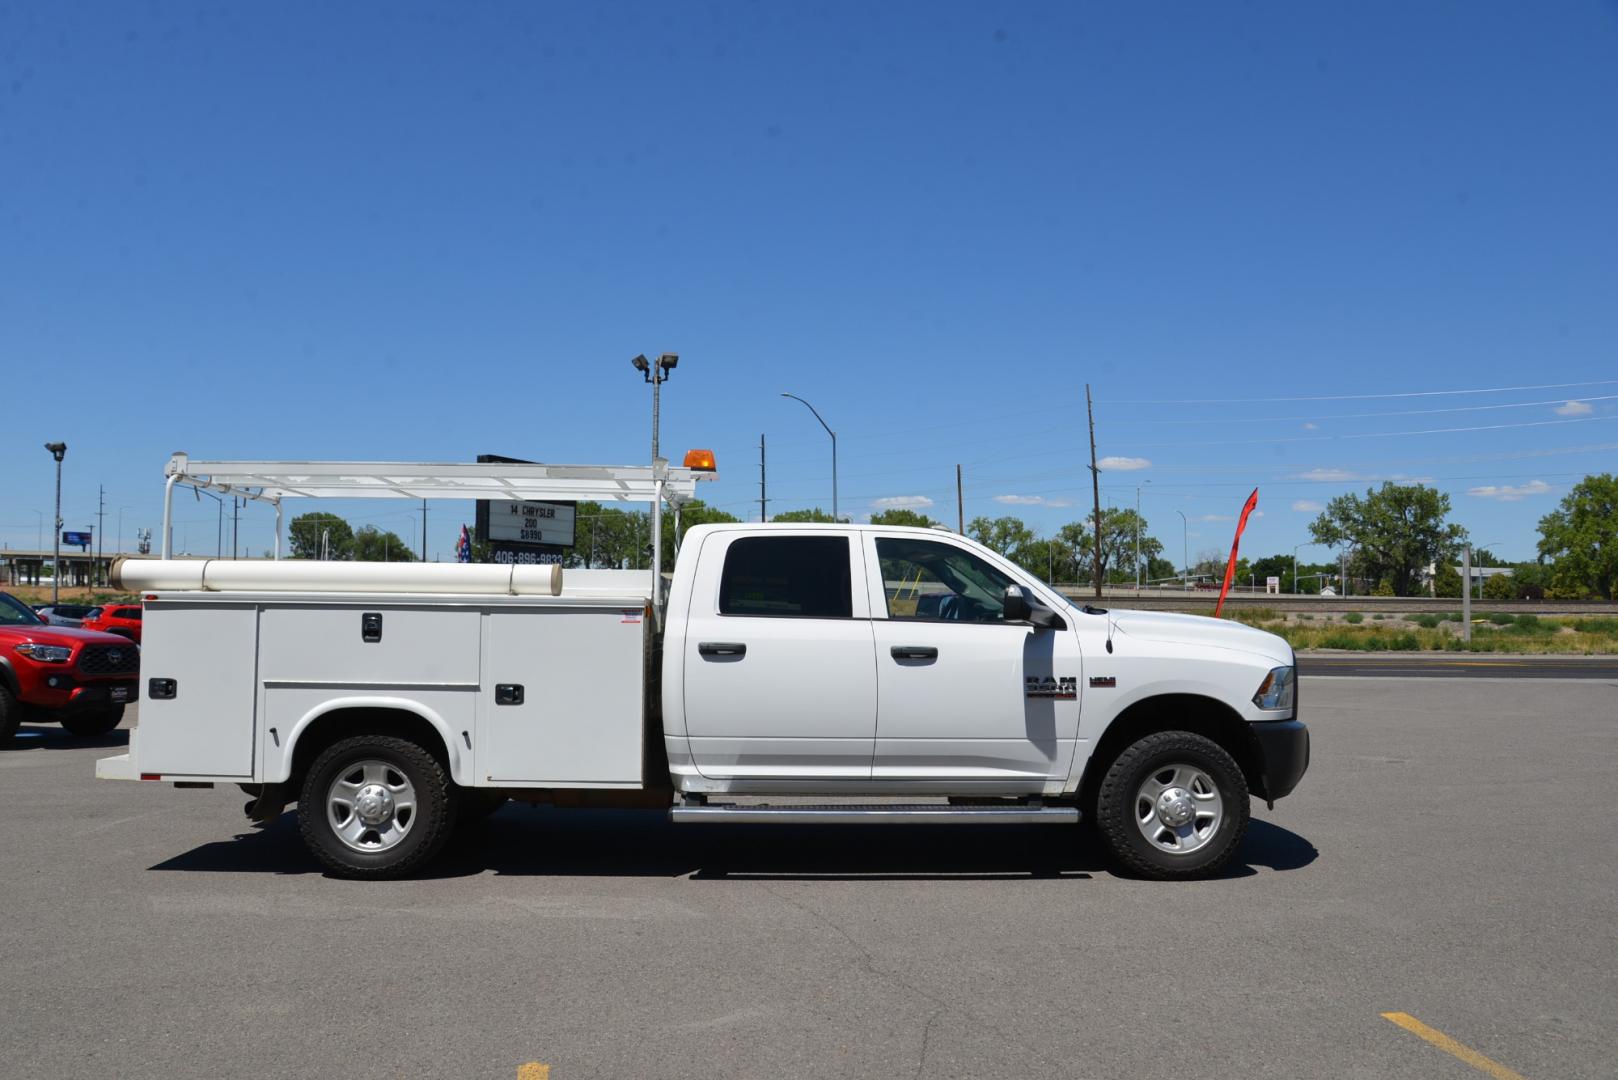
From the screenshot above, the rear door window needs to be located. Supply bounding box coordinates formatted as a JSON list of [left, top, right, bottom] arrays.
[[718, 536, 852, 618]]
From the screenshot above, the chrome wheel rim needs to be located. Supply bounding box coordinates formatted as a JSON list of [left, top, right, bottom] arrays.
[[326, 760, 417, 853], [1134, 763, 1223, 855]]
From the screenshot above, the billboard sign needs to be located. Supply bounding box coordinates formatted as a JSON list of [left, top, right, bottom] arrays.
[[473, 454, 575, 564], [63, 531, 93, 549]]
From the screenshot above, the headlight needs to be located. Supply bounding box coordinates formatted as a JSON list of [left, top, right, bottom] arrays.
[[1252, 665, 1295, 713], [15, 643, 73, 663]]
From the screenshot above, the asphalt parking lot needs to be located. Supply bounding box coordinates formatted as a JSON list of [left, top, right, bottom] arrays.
[[3, 678, 1616, 1080]]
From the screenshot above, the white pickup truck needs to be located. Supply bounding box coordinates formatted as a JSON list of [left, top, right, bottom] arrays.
[[99, 512, 1308, 881]]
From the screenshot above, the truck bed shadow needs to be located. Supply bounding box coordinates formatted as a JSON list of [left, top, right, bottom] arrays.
[[149, 807, 1316, 880]]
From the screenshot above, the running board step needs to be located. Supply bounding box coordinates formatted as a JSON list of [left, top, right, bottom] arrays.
[[669, 803, 1079, 825]]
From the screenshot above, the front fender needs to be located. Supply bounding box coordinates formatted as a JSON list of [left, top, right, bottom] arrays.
[[1065, 636, 1281, 790], [267, 695, 471, 787]]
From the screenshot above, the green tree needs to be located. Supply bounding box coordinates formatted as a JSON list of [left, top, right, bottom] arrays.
[[1537, 473, 1618, 600], [1105, 509, 1162, 585], [351, 525, 417, 562], [1508, 561, 1549, 600], [1432, 561, 1462, 598], [869, 508, 939, 528], [663, 499, 741, 554], [288, 512, 354, 560], [1308, 483, 1466, 597], [1011, 536, 1076, 581], [967, 516, 1034, 557], [771, 508, 840, 523], [1481, 572, 1515, 600]]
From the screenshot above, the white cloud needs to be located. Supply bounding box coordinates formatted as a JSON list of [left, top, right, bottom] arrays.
[[1295, 468, 1361, 482], [1554, 400, 1593, 416], [1292, 500, 1324, 513], [1466, 480, 1551, 502], [1097, 456, 1151, 471], [1302, 421, 1318, 430], [992, 494, 1077, 508], [1196, 514, 1234, 523], [872, 495, 935, 510]]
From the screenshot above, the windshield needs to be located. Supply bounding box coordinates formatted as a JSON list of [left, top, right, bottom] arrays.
[[0, 593, 47, 626]]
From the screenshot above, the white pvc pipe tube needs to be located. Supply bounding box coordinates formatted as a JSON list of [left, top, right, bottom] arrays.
[[112, 558, 562, 596]]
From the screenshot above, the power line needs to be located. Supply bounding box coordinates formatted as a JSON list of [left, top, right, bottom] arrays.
[[1098, 377, 1618, 405], [1115, 394, 1618, 425], [1124, 413, 1618, 449]]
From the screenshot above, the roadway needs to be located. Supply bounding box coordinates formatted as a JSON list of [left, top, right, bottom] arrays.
[[1299, 653, 1618, 679], [4, 680, 1616, 1079]]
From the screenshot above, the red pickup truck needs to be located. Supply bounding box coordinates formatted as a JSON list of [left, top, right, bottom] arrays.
[[0, 592, 140, 741]]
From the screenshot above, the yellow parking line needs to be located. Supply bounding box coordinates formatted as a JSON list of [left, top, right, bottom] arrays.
[[1381, 1012, 1527, 1080], [517, 1064, 550, 1080]]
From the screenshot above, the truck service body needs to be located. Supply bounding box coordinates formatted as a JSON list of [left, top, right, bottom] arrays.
[[98, 457, 1307, 879]]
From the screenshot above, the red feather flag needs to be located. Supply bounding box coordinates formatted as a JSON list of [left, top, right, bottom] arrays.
[[1214, 489, 1260, 619]]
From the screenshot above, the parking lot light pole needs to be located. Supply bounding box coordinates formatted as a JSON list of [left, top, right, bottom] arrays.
[[1175, 509, 1188, 590], [782, 393, 837, 521], [44, 442, 67, 604], [1293, 543, 1305, 595], [1475, 540, 1502, 599]]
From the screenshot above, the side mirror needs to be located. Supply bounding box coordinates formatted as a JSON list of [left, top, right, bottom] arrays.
[[1004, 584, 1067, 630], [1003, 585, 1032, 623]]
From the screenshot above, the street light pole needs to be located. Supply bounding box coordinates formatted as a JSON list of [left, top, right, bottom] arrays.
[[1293, 543, 1306, 595], [1475, 540, 1502, 600], [1175, 510, 1188, 590], [44, 443, 66, 605], [782, 393, 838, 521]]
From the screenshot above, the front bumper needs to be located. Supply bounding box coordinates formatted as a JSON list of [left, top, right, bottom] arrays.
[[1251, 719, 1309, 801], [27, 677, 139, 713]]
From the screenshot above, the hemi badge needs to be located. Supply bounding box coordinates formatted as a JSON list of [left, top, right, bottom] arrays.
[[1089, 676, 1117, 688]]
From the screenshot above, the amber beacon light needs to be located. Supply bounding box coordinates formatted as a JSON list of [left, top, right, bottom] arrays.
[[683, 449, 717, 471]]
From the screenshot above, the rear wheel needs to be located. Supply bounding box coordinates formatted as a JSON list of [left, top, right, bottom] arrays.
[[0, 685, 19, 744], [298, 735, 456, 878], [59, 705, 125, 737], [1094, 730, 1249, 880]]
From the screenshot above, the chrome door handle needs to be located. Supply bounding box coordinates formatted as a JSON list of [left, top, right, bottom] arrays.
[[698, 642, 747, 658], [890, 645, 938, 661]]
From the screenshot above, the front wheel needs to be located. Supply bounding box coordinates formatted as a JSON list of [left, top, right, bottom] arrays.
[[298, 736, 456, 878], [60, 705, 125, 737], [1094, 730, 1250, 880]]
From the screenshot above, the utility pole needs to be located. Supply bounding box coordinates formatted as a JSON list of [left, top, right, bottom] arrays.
[[1085, 384, 1103, 599], [758, 434, 768, 522], [421, 499, 428, 561], [232, 497, 240, 559], [956, 464, 964, 534]]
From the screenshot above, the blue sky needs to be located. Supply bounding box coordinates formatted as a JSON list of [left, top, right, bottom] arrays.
[[4, 1, 1616, 566]]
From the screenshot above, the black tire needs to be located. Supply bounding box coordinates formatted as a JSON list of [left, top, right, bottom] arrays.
[[59, 705, 125, 738], [1094, 730, 1250, 880], [298, 735, 457, 879], [457, 787, 508, 826], [0, 684, 19, 744]]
